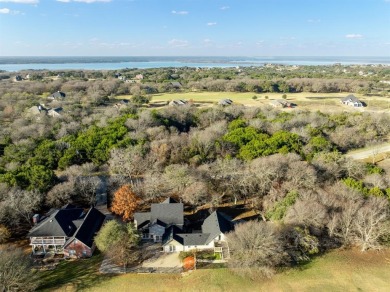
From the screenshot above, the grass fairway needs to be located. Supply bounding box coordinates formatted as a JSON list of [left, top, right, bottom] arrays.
[[149, 91, 349, 107], [118, 91, 390, 112], [38, 248, 390, 292]]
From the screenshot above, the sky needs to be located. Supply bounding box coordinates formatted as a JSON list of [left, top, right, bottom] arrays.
[[0, 0, 389, 56]]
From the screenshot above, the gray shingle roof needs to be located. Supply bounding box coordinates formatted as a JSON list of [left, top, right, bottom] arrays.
[[49, 91, 66, 99], [162, 226, 210, 246], [162, 197, 178, 204], [341, 94, 360, 103], [202, 211, 235, 243], [134, 212, 151, 228], [151, 202, 183, 226], [135, 197, 183, 229], [162, 225, 183, 245], [176, 233, 211, 246], [218, 99, 233, 106], [28, 208, 85, 238], [171, 81, 182, 88], [72, 207, 105, 248]]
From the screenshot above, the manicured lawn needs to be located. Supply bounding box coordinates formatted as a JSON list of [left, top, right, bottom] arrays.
[[37, 248, 390, 292], [36, 253, 113, 292]]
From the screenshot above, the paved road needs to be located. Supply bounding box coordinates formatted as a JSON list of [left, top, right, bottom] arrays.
[[346, 144, 390, 160]]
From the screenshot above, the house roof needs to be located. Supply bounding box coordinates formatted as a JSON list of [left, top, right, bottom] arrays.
[[171, 81, 182, 88], [49, 91, 66, 99], [151, 201, 184, 226], [270, 100, 285, 107], [202, 211, 235, 243], [48, 107, 63, 116], [218, 99, 233, 106], [28, 208, 85, 238], [162, 225, 183, 245], [341, 94, 360, 103], [169, 99, 187, 106], [162, 197, 178, 204], [71, 207, 105, 248], [162, 225, 210, 246], [176, 233, 211, 246], [134, 197, 184, 229], [134, 212, 151, 228], [28, 105, 47, 115]]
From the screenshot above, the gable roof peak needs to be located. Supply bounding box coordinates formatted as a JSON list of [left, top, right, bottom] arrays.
[[162, 197, 179, 204]]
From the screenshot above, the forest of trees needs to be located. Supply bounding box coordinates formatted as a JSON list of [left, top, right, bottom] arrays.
[[0, 66, 390, 279]]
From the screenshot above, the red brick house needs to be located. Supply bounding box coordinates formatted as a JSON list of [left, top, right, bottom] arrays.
[[28, 205, 105, 258], [63, 208, 105, 258]]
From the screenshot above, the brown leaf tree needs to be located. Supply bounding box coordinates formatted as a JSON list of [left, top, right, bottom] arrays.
[[111, 185, 141, 221]]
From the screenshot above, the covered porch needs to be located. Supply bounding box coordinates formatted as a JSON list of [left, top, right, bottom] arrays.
[[30, 236, 66, 255]]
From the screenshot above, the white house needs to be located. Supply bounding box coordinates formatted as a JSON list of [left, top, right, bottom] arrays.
[[340, 94, 364, 107]]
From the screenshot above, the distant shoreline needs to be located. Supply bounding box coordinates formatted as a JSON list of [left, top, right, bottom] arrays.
[[1, 56, 389, 72]]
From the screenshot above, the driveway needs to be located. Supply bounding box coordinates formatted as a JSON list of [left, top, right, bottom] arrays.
[[142, 252, 181, 268], [346, 143, 390, 161], [99, 243, 182, 274]]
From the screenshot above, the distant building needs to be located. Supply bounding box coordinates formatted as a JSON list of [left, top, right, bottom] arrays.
[[27, 104, 48, 116], [340, 94, 363, 107], [114, 99, 129, 109], [169, 99, 188, 106], [218, 99, 233, 106], [48, 91, 66, 100], [270, 99, 291, 108], [47, 107, 63, 117], [170, 81, 182, 89], [27, 104, 63, 118]]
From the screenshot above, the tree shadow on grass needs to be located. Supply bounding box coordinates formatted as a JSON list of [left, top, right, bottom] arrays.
[[36, 252, 116, 291]]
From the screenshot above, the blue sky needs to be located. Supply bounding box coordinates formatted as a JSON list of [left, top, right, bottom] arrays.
[[0, 0, 389, 56]]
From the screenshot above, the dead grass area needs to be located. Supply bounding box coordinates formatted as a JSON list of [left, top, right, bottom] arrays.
[[378, 158, 390, 173], [361, 152, 390, 164], [116, 92, 390, 113], [1, 238, 32, 255]]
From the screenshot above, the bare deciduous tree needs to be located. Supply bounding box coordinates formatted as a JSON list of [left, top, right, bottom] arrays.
[[75, 176, 103, 206], [182, 181, 209, 210], [353, 197, 390, 251], [46, 180, 76, 208], [0, 246, 39, 292], [0, 225, 11, 243], [108, 146, 154, 178], [7, 188, 43, 226], [227, 221, 286, 279], [163, 164, 195, 194], [284, 192, 328, 228]]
